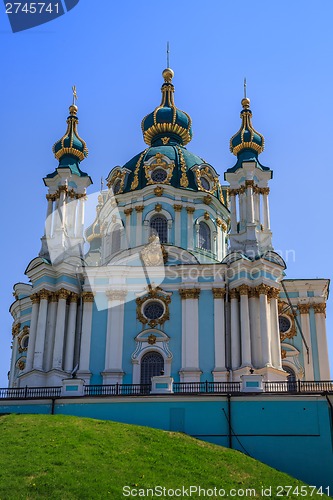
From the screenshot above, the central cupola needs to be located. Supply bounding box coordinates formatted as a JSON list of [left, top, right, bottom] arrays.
[[141, 68, 192, 147]]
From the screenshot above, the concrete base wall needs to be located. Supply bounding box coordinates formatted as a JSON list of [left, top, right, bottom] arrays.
[[0, 395, 332, 490]]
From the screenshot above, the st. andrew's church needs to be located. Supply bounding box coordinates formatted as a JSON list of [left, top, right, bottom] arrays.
[[8, 67, 330, 390]]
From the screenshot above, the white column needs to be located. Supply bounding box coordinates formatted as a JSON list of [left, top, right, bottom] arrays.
[[103, 290, 127, 384], [262, 187, 270, 230], [258, 284, 272, 367], [270, 289, 282, 370], [246, 181, 255, 224], [186, 207, 195, 250], [298, 304, 314, 380], [135, 205, 144, 246], [249, 289, 261, 367], [230, 191, 237, 233], [230, 289, 241, 370], [52, 289, 70, 371], [76, 194, 85, 237], [314, 303, 330, 380], [179, 288, 201, 382], [45, 196, 53, 237], [212, 288, 226, 379], [174, 205, 182, 247], [25, 294, 40, 371], [58, 186, 67, 229], [9, 335, 19, 387], [64, 293, 78, 372], [33, 289, 49, 371], [44, 293, 58, 371], [239, 285, 252, 367], [124, 208, 133, 245], [254, 187, 260, 223], [239, 190, 246, 223], [78, 292, 94, 373]]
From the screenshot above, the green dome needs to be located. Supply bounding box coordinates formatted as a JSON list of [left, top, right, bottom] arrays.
[[53, 105, 88, 162], [230, 98, 264, 156], [141, 69, 192, 147]]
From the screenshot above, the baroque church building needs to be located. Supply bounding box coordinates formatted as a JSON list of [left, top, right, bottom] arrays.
[[9, 68, 330, 389]]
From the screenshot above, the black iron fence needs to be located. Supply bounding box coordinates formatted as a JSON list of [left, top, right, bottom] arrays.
[[0, 380, 332, 400]]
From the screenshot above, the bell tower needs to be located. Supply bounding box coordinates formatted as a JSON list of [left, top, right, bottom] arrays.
[[225, 96, 272, 259]]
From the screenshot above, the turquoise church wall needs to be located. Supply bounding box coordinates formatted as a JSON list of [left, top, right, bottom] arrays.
[[199, 290, 214, 381], [166, 291, 181, 382], [0, 395, 332, 490], [89, 294, 108, 384], [122, 292, 138, 384]]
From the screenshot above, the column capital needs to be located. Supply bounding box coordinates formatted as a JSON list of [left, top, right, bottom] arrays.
[[173, 204, 183, 212], [49, 292, 58, 303], [257, 284, 271, 296], [245, 180, 255, 188], [179, 288, 200, 300], [135, 205, 144, 213], [248, 287, 259, 298], [68, 292, 79, 303], [124, 208, 133, 216], [57, 288, 71, 301], [238, 284, 250, 296], [212, 288, 226, 299], [30, 293, 40, 304], [82, 291, 95, 303], [229, 288, 239, 300], [298, 303, 311, 314], [186, 206, 195, 214], [313, 303, 326, 315], [39, 289, 50, 301], [260, 187, 270, 195], [229, 189, 237, 196], [269, 287, 280, 300], [106, 290, 127, 301]]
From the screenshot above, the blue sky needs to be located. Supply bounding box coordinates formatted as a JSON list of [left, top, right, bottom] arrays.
[[1, 0, 332, 387]]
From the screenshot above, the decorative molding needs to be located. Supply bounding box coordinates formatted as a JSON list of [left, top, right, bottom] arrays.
[[269, 287, 280, 300], [212, 288, 226, 299], [229, 189, 238, 196], [106, 290, 127, 301], [248, 287, 259, 298], [148, 334, 157, 345], [229, 288, 239, 300], [57, 288, 71, 301], [154, 186, 164, 197], [124, 208, 133, 216], [144, 153, 175, 186], [130, 148, 148, 190], [245, 180, 255, 188], [141, 235, 166, 267], [68, 292, 79, 303], [176, 146, 189, 188], [204, 211, 210, 220], [49, 292, 58, 303], [203, 195, 212, 205], [39, 289, 50, 301], [135, 205, 144, 213], [136, 287, 171, 328], [155, 203, 162, 212], [260, 187, 270, 195], [12, 323, 21, 337], [179, 288, 200, 300]]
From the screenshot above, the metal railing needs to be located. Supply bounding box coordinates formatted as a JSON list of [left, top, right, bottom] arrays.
[[1, 380, 332, 400]]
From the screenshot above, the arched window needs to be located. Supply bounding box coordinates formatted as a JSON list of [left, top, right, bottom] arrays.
[[198, 221, 211, 251], [111, 224, 121, 255], [150, 215, 168, 243], [140, 351, 164, 385], [283, 365, 297, 391]]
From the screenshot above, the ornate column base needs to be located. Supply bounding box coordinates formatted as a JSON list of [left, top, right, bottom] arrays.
[[179, 369, 202, 383], [101, 370, 124, 385]]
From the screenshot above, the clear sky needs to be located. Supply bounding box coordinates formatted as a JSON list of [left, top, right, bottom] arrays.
[[1, 0, 332, 387]]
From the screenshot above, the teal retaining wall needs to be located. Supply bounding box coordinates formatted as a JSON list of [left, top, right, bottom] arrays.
[[0, 395, 332, 492]]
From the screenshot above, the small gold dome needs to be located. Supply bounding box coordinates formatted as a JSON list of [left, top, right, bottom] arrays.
[[162, 68, 174, 83], [69, 104, 78, 115], [241, 97, 251, 109]]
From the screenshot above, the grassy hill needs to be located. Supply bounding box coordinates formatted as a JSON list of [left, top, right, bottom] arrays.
[[0, 414, 328, 499]]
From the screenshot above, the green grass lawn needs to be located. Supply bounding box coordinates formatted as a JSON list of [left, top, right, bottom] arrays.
[[0, 414, 329, 499]]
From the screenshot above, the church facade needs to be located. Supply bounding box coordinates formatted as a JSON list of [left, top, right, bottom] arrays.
[[9, 68, 330, 389]]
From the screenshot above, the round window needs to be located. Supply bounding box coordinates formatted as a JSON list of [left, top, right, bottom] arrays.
[[151, 169, 168, 183], [143, 301, 164, 320], [113, 179, 121, 194], [279, 315, 291, 333], [200, 176, 210, 190]]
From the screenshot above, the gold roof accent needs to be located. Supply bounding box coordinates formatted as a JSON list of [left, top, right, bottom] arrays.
[[53, 104, 88, 161]]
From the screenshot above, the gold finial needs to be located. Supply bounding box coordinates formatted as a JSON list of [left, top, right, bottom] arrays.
[[162, 68, 174, 83]]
